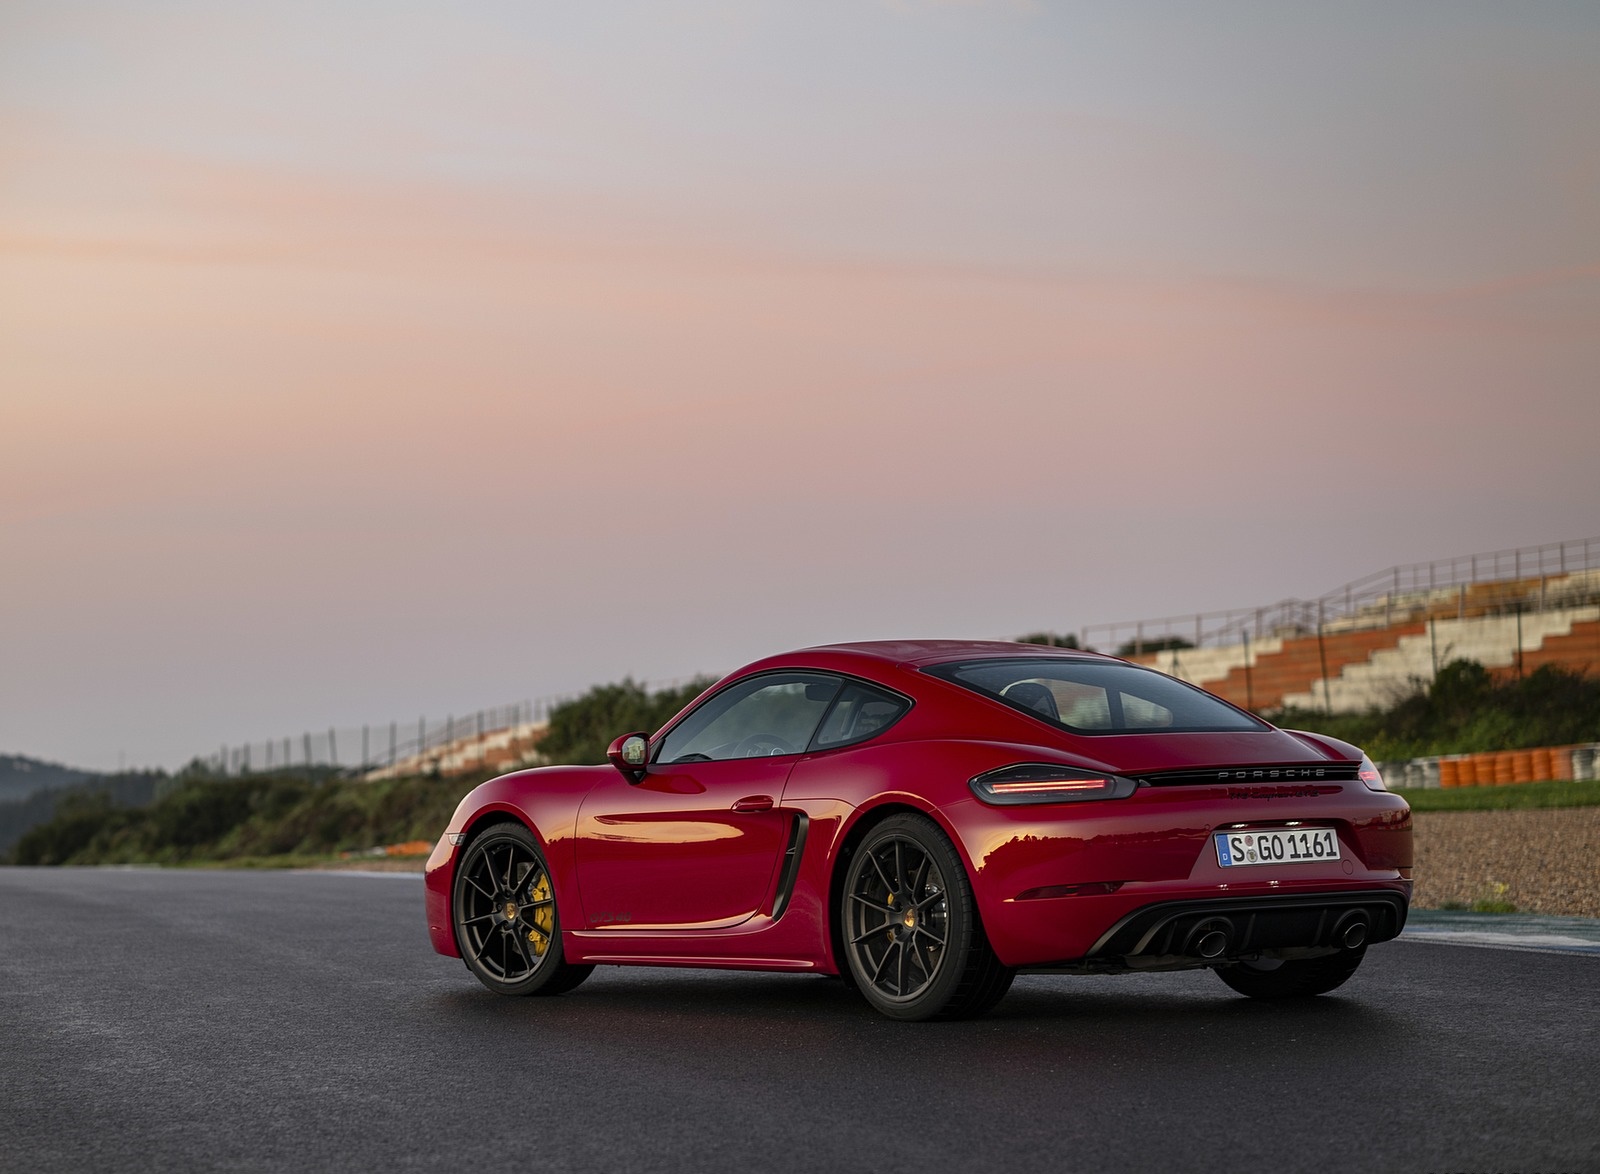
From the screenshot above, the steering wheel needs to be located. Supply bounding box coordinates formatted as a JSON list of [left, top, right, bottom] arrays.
[[733, 733, 797, 758]]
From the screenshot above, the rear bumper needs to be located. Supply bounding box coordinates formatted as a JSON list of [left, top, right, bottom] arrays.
[[1082, 889, 1407, 965], [944, 786, 1413, 968], [985, 876, 1411, 968]]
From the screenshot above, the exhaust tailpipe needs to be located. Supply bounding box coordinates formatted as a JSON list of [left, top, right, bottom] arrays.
[[1333, 911, 1371, 950], [1185, 919, 1232, 960]]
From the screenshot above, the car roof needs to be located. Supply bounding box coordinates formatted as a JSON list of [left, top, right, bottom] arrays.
[[792, 639, 1119, 669]]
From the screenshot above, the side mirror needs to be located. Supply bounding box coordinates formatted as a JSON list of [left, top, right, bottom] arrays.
[[606, 732, 650, 783]]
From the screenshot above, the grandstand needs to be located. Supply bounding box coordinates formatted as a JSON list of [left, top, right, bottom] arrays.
[[1100, 538, 1600, 713]]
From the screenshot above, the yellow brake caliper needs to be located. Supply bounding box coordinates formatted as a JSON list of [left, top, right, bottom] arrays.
[[528, 874, 553, 956]]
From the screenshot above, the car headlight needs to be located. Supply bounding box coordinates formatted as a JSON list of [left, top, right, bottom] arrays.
[[1358, 755, 1387, 792], [970, 763, 1139, 806]]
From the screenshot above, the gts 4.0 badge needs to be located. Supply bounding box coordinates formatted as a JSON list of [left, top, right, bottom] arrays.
[[591, 911, 633, 925], [1227, 786, 1326, 800]]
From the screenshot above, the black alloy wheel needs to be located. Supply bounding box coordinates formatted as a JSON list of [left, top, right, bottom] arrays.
[[840, 813, 1014, 1021], [453, 822, 593, 997], [1215, 945, 1367, 1000]]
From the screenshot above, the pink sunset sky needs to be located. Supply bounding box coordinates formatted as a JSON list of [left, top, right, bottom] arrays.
[[2, 2, 1597, 769]]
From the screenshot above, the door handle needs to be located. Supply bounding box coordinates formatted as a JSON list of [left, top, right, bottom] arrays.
[[731, 795, 774, 813]]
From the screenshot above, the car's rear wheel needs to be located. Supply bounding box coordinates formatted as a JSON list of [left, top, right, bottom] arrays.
[[840, 813, 1014, 1021], [453, 822, 593, 996], [1215, 946, 1366, 1000]]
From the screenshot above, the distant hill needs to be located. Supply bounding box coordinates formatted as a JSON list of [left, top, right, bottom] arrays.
[[0, 770, 165, 859], [0, 755, 101, 804]]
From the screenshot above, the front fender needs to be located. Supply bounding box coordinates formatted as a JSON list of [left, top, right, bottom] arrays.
[[423, 765, 610, 958]]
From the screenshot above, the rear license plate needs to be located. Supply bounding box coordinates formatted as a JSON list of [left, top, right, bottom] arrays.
[[1215, 828, 1339, 868]]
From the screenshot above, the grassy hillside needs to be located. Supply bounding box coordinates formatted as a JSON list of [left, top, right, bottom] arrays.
[[8, 770, 489, 867]]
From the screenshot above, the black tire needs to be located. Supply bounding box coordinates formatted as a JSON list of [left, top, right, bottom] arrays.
[[839, 813, 1014, 1021], [453, 822, 593, 997], [1216, 946, 1366, 1000]]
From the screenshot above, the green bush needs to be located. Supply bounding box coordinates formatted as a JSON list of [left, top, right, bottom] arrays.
[[1116, 635, 1193, 656], [9, 770, 484, 866], [12, 792, 129, 866], [10, 673, 722, 866], [1016, 632, 1084, 649], [537, 676, 716, 765], [1277, 660, 1600, 760]]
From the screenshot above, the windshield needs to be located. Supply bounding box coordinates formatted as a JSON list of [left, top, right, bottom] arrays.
[[924, 658, 1267, 735]]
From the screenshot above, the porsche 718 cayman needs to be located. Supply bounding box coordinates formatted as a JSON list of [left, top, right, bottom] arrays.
[[424, 641, 1412, 1020]]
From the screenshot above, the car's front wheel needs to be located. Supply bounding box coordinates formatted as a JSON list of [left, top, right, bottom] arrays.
[[1215, 946, 1366, 1000], [453, 822, 593, 997], [840, 813, 1014, 1021]]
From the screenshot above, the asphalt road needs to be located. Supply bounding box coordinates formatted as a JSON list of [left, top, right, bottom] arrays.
[[2, 868, 1596, 1174]]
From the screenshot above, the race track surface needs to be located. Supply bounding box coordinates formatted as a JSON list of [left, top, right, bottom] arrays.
[[2, 868, 1596, 1174]]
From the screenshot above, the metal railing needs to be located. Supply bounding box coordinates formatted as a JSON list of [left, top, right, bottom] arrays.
[[205, 674, 718, 778], [1081, 537, 1600, 656], [207, 699, 566, 778]]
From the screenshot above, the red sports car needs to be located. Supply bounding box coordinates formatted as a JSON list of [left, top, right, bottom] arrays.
[[424, 640, 1412, 1020]]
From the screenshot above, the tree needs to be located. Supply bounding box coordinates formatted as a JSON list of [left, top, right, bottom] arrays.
[[537, 677, 718, 765], [1116, 635, 1194, 657], [1015, 632, 1083, 649], [1274, 659, 1600, 759]]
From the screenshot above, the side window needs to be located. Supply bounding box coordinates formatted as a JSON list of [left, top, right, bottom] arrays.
[[1120, 691, 1173, 729], [656, 673, 840, 763], [1053, 681, 1112, 730], [811, 682, 910, 750]]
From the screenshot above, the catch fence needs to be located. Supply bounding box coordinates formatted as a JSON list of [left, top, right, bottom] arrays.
[[1081, 537, 1600, 656], [209, 700, 559, 778], [207, 675, 716, 779]]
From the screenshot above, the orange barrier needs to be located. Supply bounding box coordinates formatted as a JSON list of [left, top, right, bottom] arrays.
[[1395, 744, 1587, 789], [1510, 751, 1532, 784], [1530, 748, 1553, 782], [1552, 746, 1576, 781], [338, 839, 435, 861], [1440, 745, 1578, 788]]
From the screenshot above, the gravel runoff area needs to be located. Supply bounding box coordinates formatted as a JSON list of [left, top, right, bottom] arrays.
[[1411, 807, 1600, 917], [314, 809, 1600, 916]]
